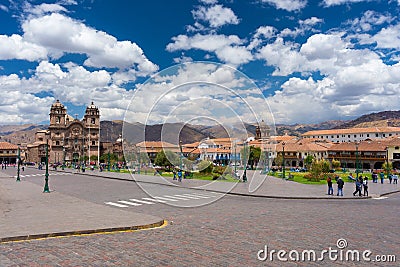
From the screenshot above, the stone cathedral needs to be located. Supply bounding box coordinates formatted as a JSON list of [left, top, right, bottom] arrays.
[[27, 100, 100, 164]]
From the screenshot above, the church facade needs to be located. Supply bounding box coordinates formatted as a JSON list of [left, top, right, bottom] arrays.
[[27, 100, 100, 165]]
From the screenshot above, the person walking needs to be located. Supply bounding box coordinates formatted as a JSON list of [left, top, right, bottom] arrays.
[[178, 169, 182, 182], [372, 172, 377, 183], [393, 173, 398, 184], [380, 172, 385, 184], [388, 173, 392, 184], [173, 170, 177, 180], [337, 177, 344, 196], [327, 176, 333, 195], [363, 176, 369, 196], [353, 177, 362, 197]]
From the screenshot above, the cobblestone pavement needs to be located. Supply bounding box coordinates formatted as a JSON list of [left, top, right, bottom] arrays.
[[1, 190, 399, 266]]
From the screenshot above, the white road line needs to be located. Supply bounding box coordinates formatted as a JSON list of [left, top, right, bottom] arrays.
[[182, 193, 212, 199], [154, 196, 179, 202], [174, 194, 203, 199], [117, 200, 142, 206], [163, 195, 193, 200], [142, 197, 167, 203], [128, 198, 155, 205], [104, 202, 129, 208], [372, 196, 388, 200], [24, 174, 31, 177]]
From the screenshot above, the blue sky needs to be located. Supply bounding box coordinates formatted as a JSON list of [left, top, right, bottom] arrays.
[[0, 0, 399, 125]]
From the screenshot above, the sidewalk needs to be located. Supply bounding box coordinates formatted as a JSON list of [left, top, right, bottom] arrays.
[[58, 168, 400, 199], [0, 171, 165, 243]]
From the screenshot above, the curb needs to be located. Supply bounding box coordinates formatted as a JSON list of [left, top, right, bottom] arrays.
[[0, 219, 167, 243], [54, 169, 386, 200]]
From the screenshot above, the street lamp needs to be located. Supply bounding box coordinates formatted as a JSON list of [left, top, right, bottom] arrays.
[[43, 140, 50, 193], [266, 147, 271, 175], [355, 141, 359, 180], [242, 141, 248, 182], [179, 141, 183, 170], [282, 142, 286, 179], [16, 145, 21, 182], [386, 146, 390, 179], [137, 146, 141, 174], [62, 146, 66, 170], [234, 141, 237, 178]]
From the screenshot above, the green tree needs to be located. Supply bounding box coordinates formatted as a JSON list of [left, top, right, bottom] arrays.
[[304, 155, 314, 170], [198, 160, 213, 174], [331, 159, 340, 170], [154, 150, 180, 168], [382, 161, 392, 173]]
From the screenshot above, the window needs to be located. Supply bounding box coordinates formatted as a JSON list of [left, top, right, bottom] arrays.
[[92, 141, 96, 146], [348, 135, 350, 138], [56, 141, 60, 146], [91, 118, 96, 124], [383, 134, 386, 137], [395, 146, 399, 150], [376, 134, 378, 137], [354, 135, 356, 138], [367, 134, 369, 137], [56, 116, 60, 124]]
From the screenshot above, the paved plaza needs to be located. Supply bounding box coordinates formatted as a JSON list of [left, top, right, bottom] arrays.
[[0, 167, 399, 266]]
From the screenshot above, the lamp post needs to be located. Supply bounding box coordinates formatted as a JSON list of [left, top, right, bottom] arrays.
[[179, 141, 183, 170], [355, 141, 359, 180], [107, 151, 111, 171], [62, 146, 66, 170], [282, 142, 286, 179], [137, 146, 141, 174], [43, 140, 50, 193], [242, 141, 247, 182], [266, 147, 270, 175], [386, 146, 390, 179], [234, 141, 237, 178], [16, 145, 21, 182]]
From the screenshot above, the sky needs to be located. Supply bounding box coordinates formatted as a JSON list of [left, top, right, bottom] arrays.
[[0, 0, 399, 126]]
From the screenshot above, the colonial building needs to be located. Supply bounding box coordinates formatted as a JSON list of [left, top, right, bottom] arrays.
[[0, 142, 19, 164], [27, 100, 100, 165], [302, 127, 400, 143]]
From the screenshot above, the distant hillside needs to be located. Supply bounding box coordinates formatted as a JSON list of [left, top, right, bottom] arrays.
[[4, 110, 400, 146], [333, 111, 400, 129]]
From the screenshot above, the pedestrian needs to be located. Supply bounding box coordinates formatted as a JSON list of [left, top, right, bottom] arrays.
[[372, 172, 377, 183], [379, 172, 385, 184], [327, 176, 333, 195], [173, 170, 177, 180], [353, 177, 362, 197], [363, 176, 369, 196], [393, 173, 398, 184], [178, 169, 182, 182], [337, 177, 344, 196], [388, 173, 392, 184]]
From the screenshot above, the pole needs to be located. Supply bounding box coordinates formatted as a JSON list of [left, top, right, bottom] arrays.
[[242, 142, 247, 182], [107, 151, 111, 171], [386, 147, 389, 179], [234, 142, 237, 178], [282, 142, 286, 179], [356, 142, 359, 180], [266, 148, 270, 175], [16, 146, 21, 182], [138, 146, 141, 174], [179, 141, 183, 170], [43, 141, 50, 193]]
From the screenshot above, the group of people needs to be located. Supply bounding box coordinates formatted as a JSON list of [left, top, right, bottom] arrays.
[[327, 174, 369, 197], [371, 172, 398, 184], [327, 176, 345, 196], [173, 169, 183, 182]]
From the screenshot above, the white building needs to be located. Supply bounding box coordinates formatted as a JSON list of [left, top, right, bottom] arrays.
[[302, 127, 400, 143]]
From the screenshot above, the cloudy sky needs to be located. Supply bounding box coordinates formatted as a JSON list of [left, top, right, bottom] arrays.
[[0, 0, 399, 125]]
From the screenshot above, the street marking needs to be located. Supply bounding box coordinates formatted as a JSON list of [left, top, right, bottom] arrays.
[[173, 194, 203, 199], [118, 200, 142, 206], [153, 196, 179, 202], [163, 195, 193, 200], [104, 202, 129, 208], [372, 196, 388, 200], [184, 193, 213, 199], [142, 197, 167, 203], [128, 198, 155, 205]]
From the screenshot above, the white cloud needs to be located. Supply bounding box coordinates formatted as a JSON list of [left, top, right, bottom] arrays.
[[167, 33, 250, 66], [24, 3, 67, 17], [192, 4, 239, 28], [261, 0, 307, 11], [22, 13, 158, 73], [372, 24, 400, 49], [350, 10, 394, 32], [300, 17, 323, 26], [199, 0, 218, 4], [322, 0, 372, 7], [0, 34, 48, 61], [0, 4, 8, 12]]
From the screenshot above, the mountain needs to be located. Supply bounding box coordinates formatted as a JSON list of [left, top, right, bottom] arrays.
[[333, 110, 400, 129], [3, 110, 400, 146]]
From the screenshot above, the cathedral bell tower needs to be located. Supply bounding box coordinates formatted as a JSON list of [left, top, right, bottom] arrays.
[[49, 100, 67, 126]]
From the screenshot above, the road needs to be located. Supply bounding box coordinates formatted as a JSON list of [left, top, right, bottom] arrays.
[[1, 167, 399, 266]]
